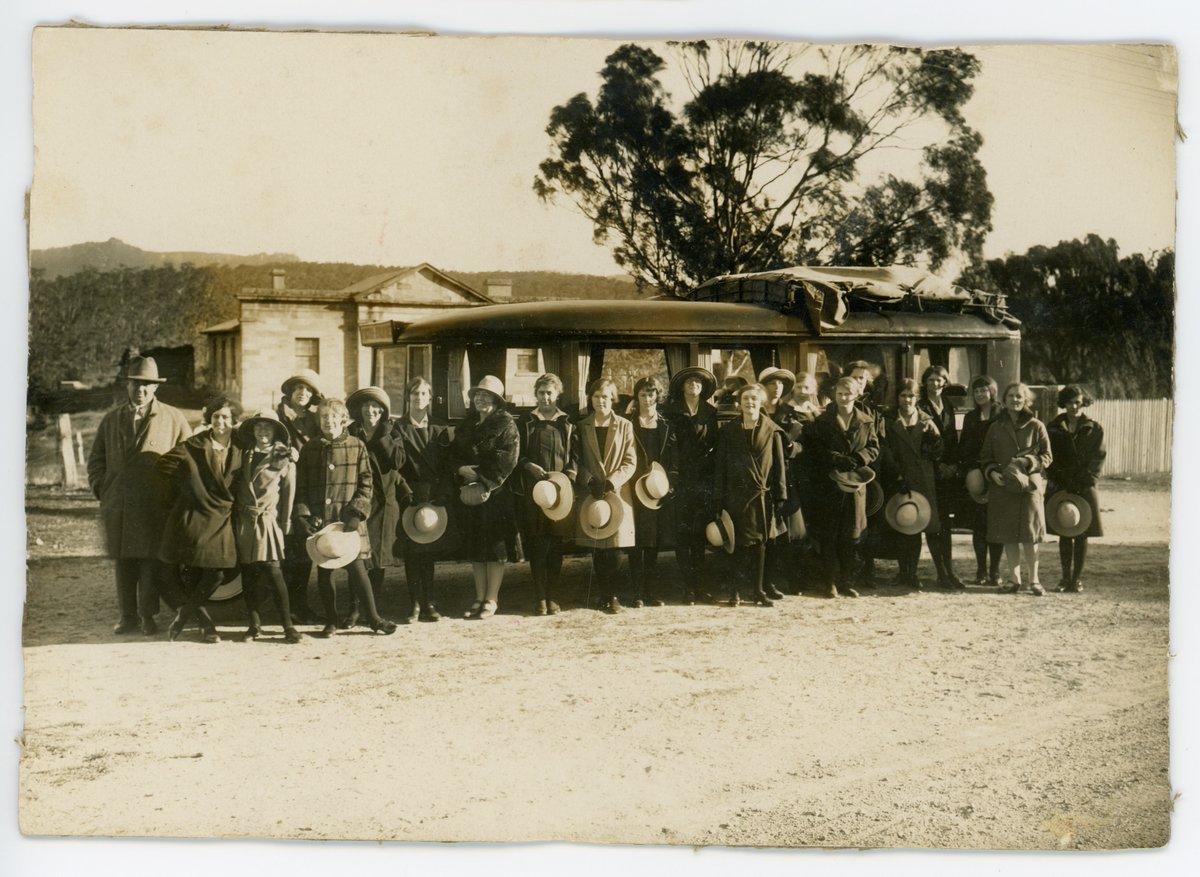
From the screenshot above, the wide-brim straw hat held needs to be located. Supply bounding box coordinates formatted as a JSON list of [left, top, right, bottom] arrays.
[[634, 461, 671, 510], [532, 471, 575, 522], [579, 492, 625, 541], [884, 490, 934, 536], [305, 522, 362, 569], [830, 465, 877, 493], [402, 502, 449, 544], [704, 509, 736, 554], [1046, 490, 1094, 538], [965, 467, 989, 504]]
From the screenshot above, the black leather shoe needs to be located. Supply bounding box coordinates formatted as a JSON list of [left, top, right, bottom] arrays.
[[765, 585, 785, 600], [201, 629, 220, 644], [140, 617, 159, 636], [755, 593, 775, 607], [420, 604, 441, 622], [546, 601, 561, 615], [405, 603, 421, 624], [316, 624, 336, 638], [113, 617, 139, 635], [369, 618, 398, 635], [824, 584, 838, 599], [606, 596, 623, 614], [283, 627, 305, 644]]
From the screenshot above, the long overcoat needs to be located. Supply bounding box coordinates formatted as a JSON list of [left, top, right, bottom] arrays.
[[233, 447, 295, 564], [1046, 412, 1106, 538], [449, 408, 520, 562], [630, 416, 679, 547], [574, 413, 637, 550], [87, 397, 192, 559], [663, 400, 718, 535], [980, 409, 1052, 544], [157, 430, 242, 569], [392, 415, 454, 558], [294, 432, 373, 560], [513, 409, 579, 540], [880, 410, 944, 535], [958, 406, 1001, 530], [714, 416, 787, 548], [806, 406, 881, 542], [349, 418, 407, 568], [918, 397, 962, 522]]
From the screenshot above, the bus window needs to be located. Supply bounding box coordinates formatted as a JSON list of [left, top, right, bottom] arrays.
[[505, 347, 547, 407], [374, 343, 431, 410], [804, 344, 899, 404], [913, 344, 983, 389], [595, 348, 669, 411]]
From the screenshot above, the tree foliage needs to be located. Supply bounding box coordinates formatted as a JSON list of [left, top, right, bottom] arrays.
[[957, 235, 1174, 398], [535, 41, 994, 295]]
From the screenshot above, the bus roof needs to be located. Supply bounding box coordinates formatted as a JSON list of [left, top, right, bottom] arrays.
[[365, 299, 1018, 346]]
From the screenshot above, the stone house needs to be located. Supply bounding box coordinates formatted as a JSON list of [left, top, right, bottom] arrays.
[[202, 265, 501, 410]]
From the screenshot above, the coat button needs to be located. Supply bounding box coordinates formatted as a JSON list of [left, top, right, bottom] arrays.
[[325, 498, 332, 504], [328, 463, 335, 470]]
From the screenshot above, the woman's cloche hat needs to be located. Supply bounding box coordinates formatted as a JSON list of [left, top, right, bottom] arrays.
[[235, 408, 290, 448], [467, 375, 506, 406], [281, 369, 324, 402], [347, 386, 392, 420]]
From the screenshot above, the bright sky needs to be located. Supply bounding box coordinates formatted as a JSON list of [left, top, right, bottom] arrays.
[[29, 32, 1176, 274]]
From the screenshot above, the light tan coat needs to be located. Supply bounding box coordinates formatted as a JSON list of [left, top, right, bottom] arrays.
[[574, 413, 637, 549]]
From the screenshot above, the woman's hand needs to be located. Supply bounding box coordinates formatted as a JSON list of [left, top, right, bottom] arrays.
[[457, 464, 479, 483], [988, 470, 1005, 488], [525, 462, 549, 480]]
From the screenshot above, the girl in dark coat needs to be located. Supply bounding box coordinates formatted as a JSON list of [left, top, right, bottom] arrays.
[[917, 365, 964, 588], [760, 367, 804, 599], [713, 383, 787, 607], [276, 370, 323, 624], [959, 374, 1004, 586], [450, 375, 520, 620], [393, 377, 453, 622], [663, 367, 719, 605], [881, 379, 944, 589], [514, 373, 579, 615], [1046, 385, 1106, 592], [627, 375, 678, 607], [346, 386, 408, 626], [232, 410, 303, 643], [806, 376, 881, 598], [159, 396, 243, 643]]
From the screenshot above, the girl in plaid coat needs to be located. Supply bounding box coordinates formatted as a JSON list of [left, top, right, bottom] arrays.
[[294, 398, 398, 636]]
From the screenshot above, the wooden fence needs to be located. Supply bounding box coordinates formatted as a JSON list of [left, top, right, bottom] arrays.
[[1089, 398, 1173, 476]]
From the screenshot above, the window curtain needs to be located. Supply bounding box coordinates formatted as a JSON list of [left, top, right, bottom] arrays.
[[664, 345, 689, 382], [576, 347, 591, 414], [447, 348, 468, 419]]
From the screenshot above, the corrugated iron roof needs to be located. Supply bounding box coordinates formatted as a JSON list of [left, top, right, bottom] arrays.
[[199, 319, 240, 334]]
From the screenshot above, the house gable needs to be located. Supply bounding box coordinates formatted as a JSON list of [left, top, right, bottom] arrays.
[[353, 264, 490, 307]]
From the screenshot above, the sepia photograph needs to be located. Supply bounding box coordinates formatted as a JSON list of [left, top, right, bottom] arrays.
[[7, 1, 1196, 874]]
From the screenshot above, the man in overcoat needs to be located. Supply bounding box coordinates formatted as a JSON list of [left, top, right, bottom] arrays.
[[87, 356, 192, 635]]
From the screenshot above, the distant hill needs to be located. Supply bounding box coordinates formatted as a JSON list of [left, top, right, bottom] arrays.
[[30, 238, 299, 279]]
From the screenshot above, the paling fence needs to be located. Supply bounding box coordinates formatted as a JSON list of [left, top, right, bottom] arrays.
[[1089, 398, 1174, 476]]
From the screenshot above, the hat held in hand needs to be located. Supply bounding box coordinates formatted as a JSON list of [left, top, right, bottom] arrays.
[[305, 522, 362, 569]]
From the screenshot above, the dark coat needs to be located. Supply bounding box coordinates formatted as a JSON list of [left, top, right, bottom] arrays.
[[1046, 412, 1106, 538], [87, 398, 193, 559], [276, 401, 321, 450], [392, 415, 454, 557], [157, 430, 242, 569], [631, 416, 679, 547], [881, 410, 944, 535], [980, 409, 1052, 544], [918, 396, 962, 522], [514, 409, 579, 540], [294, 432, 373, 559], [349, 419, 407, 568], [714, 416, 787, 548], [806, 405, 881, 542], [958, 405, 1002, 531], [663, 400, 718, 532], [768, 402, 808, 518], [449, 408, 519, 562]]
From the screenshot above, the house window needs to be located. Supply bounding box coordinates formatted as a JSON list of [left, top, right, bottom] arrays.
[[295, 338, 320, 372]]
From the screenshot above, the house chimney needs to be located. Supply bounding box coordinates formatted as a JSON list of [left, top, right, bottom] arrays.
[[271, 268, 286, 291], [485, 278, 512, 300]]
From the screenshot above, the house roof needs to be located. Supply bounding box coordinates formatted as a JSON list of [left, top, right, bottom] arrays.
[[237, 263, 493, 304], [200, 319, 240, 334]]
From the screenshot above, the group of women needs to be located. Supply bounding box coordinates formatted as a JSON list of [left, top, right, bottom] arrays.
[[151, 361, 1107, 640]]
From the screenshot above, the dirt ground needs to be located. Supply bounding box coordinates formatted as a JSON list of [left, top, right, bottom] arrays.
[[19, 482, 1172, 848]]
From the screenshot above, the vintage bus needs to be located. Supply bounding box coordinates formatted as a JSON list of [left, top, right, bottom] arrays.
[[359, 266, 1020, 422]]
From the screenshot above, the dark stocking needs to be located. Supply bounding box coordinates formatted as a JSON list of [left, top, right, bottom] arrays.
[[1059, 537, 1075, 582], [1072, 537, 1089, 582], [346, 559, 383, 625]]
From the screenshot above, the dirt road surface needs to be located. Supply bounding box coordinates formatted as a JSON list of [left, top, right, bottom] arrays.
[[20, 484, 1172, 848]]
